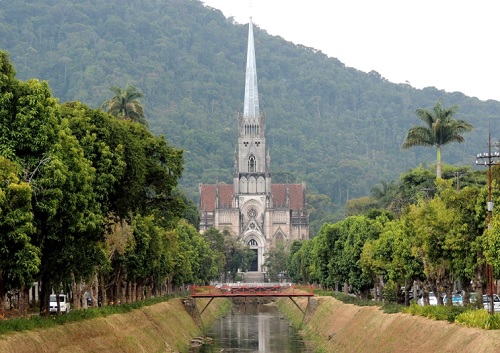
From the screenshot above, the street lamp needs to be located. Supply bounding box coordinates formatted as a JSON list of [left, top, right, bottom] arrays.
[[475, 133, 500, 315]]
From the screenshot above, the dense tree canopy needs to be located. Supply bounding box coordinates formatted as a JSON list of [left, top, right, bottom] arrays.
[[1, 0, 500, 316], [0, 51, 229, 315], [1, 0, 498, 233]]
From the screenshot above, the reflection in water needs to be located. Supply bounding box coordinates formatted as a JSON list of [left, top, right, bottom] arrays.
[[191, 304, 312, 353]]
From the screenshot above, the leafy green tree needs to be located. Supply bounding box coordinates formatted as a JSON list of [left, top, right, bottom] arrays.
[[222, 230, 255, 282], [345, 196, 378, 216], [0, 64, 85, 313], [370, 180, 398, 209], [201, 227, 225, 279], [126, 214, 154, 301], [287, 240, 304, 283], [171, 220, 218, 285], [338, 216, 381, 297], [402, 192, 456, 305], [0, 51, 19, 160], [264, 241, 289, 282], [310, 223, 341, 288], [35, 118, 102, 313], [402, 99, 473, 179], [62, 101, 127, 216], [438, 180, 484, 305], [390, 165, 436, 215], [289, 239, 315, 284], [0, 157, 39, 315], [101, 85, 147, 126], [361, 217, 424, 304], [172, 187, 200, 229]]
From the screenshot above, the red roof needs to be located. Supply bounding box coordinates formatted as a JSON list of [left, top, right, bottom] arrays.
[[199, 184, 233, 211], [271, 183, 306, 210], [199, 183, 305, 212]]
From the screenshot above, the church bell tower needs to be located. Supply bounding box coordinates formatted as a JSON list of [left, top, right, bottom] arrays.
[[198, 18, 309, 280], [233, 18, 270, 273]]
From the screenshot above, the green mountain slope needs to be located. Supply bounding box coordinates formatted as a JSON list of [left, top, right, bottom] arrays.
[[1, 0, 499, 211]]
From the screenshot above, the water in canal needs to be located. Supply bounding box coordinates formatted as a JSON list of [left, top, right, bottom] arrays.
[[190, 303, 313, 353]]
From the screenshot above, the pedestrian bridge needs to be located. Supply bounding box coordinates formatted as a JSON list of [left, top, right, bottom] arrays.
[[190, 283, 314, 323], [190, 283, 314, 298]]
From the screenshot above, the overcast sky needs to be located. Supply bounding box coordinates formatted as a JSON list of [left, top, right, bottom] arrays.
[[202, 0, 500, 102]]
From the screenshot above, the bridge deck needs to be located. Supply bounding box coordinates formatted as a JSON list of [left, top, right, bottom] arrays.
[[190, 284, 314, 298]]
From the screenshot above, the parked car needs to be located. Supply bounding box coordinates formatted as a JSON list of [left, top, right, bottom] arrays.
[[417, 291, 438, 306], [49, 294, 70, 314], [443, 293, 463, 306], [400, 287, 415, 302], [482, 294, 500, 312]]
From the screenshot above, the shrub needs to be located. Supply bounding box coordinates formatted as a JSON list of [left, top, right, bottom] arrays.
[[403, 303, 467, 322], [315, 290, 378, 307], [382, 303, 405, 314], [382, 280, 399, 304], [456, 309, 500, 330]]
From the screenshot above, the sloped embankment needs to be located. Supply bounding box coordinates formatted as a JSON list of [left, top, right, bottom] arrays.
[[0, 298, 229, 353], [278, 296, 500, 353]]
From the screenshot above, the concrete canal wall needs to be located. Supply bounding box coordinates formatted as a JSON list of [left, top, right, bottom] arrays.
[[3, 295, 499, 353], [0, 298, 230, 353], [278, 296, 500, 353]]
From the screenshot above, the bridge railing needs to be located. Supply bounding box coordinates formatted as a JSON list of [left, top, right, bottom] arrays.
[[190, 284, 314, 297]]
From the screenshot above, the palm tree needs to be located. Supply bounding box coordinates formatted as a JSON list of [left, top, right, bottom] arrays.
[[402, 99, 473, 179], [102, 85, 147, 126]]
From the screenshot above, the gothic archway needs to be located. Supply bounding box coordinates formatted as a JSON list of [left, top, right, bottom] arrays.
[[247, 238, 259, 271]]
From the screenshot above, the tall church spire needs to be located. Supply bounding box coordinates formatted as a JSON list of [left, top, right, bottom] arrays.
[[243, 18, 260, 119]]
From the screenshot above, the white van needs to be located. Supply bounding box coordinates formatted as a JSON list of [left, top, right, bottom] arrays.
[[49, 294, 71, 314], [482, 294, 500, 312]]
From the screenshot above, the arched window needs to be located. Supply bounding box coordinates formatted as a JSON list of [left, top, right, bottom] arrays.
[[248, 176, 256, 193], [248, 155, 256, 172], [257, 176, 265, 193], [240, 176, 248, 193], [248, 239, 258, 247]]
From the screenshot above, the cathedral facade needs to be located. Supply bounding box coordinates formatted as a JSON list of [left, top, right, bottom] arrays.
[[199, 19, 309, 275]]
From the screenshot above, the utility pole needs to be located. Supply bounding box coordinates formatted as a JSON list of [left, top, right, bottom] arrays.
[[475, 132, 500, 315]]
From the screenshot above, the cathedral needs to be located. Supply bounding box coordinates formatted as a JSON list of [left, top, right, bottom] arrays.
[[199, 19, 309, 277]]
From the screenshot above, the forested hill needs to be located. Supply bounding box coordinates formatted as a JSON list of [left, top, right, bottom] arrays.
[[1, 0, 499, 217]]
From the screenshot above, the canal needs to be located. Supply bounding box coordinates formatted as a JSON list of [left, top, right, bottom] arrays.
[[190, 303, 313, 352]]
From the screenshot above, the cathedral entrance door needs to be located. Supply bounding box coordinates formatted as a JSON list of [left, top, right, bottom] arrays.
[[250, 249, 258, 271]]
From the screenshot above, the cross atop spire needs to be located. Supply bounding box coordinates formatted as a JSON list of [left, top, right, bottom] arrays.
[[243, 18, 260, 119]]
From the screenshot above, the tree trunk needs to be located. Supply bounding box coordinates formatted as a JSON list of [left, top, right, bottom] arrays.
[[403, 279, 411, 306], [91, 272, 99, 308], [461, 278, 473, 306], [413, 280, 419, 305], [100, 272, 107, 307], [125, 281, 131, 303], [120, 275, 126, 305], [16, 287, 29, 317], [40, 273, 50, 316], [474, 266, 486, 309], [113, 266, 121, 306], [422, 281, 431, 306], [71, 273, 81, 310], [0, 270, 6, 317], [436, 146, 442, 179]]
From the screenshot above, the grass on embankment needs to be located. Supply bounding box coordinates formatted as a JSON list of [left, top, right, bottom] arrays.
[[0, 294, 183, 336], [0, 296, 231, 353], [316, 290, 500, 330], [277, 291, 500, 353]]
